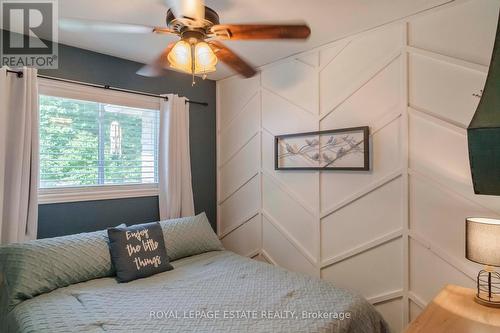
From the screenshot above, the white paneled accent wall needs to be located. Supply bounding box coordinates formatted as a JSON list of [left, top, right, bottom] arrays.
[[406, 0, 500, 321], [217, 1, 500, 331]]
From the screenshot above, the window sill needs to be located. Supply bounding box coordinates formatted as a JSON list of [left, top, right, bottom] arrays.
[[38, 184, 159, 204]]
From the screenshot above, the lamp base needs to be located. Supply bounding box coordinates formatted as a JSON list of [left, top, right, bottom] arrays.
[[475, 268, 500, 307], [474, 294, 500, 308]]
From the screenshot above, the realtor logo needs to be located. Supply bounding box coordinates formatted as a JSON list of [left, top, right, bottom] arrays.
[[1, 0, 58, 69]]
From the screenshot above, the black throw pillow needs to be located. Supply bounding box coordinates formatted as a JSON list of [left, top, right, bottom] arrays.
[[107, 222, 173, 282]]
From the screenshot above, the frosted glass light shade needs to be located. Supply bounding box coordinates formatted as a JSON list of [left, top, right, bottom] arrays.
[[168, 40, 192, 73], [466, 218, 500, 267], [194, 42, 217, 74], [167, 40, 217, 75]]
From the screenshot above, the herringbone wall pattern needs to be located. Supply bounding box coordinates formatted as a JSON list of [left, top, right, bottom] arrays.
[[216, 1, 500, 331]]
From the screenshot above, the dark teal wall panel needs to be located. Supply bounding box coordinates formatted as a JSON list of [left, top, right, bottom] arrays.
[[38, 197, 160, 238]]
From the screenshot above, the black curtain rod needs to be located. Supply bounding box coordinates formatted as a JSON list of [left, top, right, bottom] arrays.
[[5, 69, 208, 106]]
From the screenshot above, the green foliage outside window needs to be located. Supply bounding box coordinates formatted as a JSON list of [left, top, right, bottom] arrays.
[[39, 95, 158, 188]]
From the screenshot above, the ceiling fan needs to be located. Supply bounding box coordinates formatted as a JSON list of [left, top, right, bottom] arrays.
[[59, 0, 311, 84]]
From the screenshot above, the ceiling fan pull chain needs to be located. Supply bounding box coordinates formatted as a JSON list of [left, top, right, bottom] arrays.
[[191, 44, 196, 86]]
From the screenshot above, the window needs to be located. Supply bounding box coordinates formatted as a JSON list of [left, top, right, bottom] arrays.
[[110, 121, 123, 156], [38, 80, 161, 203]]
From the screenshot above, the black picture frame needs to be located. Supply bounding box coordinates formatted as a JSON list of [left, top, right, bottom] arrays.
[[274, 126, 370, 171]]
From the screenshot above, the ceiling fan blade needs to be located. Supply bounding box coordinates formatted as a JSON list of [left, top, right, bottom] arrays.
[[211, 24, 311, 40], [166, 0, 205, 22], [136, 42, 176, 77], [59, 18, 163, 34], [153, 27, 176, 35], [208, 41, 257, 78], [136, 64, 165, 77]]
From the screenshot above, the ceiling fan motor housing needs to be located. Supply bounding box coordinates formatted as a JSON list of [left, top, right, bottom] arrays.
[[166, 6, 220, 38]]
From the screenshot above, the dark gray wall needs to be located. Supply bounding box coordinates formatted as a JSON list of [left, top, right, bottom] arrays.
[[37, 43, 216, 238], [38, 197, 160, 238]]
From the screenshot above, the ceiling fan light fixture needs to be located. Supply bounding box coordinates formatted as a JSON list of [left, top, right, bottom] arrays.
[[194, 41, 217, 74], [64, 2, 312, 81], [168, 40, 192, 73], [168, 39, 217, 76]]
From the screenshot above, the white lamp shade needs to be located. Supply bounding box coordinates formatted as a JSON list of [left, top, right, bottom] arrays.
[[466, 218, 500, 266]]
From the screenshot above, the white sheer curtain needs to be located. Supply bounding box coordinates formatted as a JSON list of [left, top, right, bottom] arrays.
[[0, 67, 39, 244], [158, 94, 195, 220]]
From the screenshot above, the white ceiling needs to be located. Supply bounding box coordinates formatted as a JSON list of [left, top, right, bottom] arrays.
[[56, 0, 453, 80]]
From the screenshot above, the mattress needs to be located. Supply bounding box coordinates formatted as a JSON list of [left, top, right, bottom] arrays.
[[6, 251, 388, 333]]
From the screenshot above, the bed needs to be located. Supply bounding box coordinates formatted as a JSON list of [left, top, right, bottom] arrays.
[[0, 214, 388, 333]]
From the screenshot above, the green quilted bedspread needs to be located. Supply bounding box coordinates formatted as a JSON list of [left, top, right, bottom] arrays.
[[6, 251, 388, 333]]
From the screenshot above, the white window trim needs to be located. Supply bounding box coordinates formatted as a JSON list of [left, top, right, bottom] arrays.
[[38, 79, 162, 204], [38, 184, 159, 204], [38, 78, 161, 110]]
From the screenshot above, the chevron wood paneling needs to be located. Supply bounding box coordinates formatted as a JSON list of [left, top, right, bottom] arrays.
[[219, 21, 406, 331], [409, 299, 423, 322], [218, 75, 260, 130], [408, 52, 486, 127], [319, 25, 402, 115], [321, 238, 403, 300], [320, 118, 402, 213], [321, 178, 403, 260], [217, 73, 261, 251], [262, 59, 319, 115], [409, 238, 475, 303], [219, 93, 260, 165], [262, 89, 318, 135], [406, 0, 500, 330], [409, 174, 497, 270], [408, 0, 499, 66], [320, 56, 402, 125], [408, 111, 472, 188], [253, 253, 271, 264], [262, 130, 318, 211], [219, 175, 260, 237], [217, 1, 500, 332], [221, 214, 261, 257], [262, 174, 317, 262], [297, 51, 320, 68], [262, 215, 317, 276], [219, 135, 260, 202], [375, 298, 404, 333]]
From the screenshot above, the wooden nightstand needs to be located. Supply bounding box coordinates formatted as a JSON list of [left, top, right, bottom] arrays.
[[405, 285, 500, 333]]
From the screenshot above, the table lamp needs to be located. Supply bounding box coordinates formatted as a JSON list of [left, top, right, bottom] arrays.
[[466, 217, 500, 307]]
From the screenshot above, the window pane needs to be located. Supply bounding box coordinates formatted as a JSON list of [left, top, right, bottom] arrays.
[[39, 95, 159, 188]]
